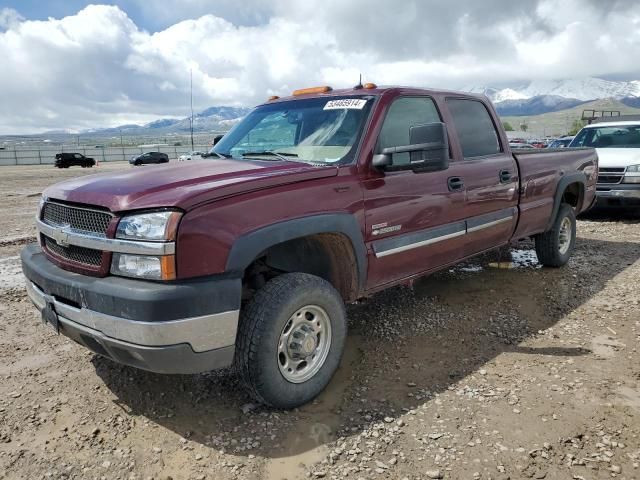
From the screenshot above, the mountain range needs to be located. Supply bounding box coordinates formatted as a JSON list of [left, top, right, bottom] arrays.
[[466, 77, 640, 116], [47, 77, 640, 136], [71, 106, 252, 136]]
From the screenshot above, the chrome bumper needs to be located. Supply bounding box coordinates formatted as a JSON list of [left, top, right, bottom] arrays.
[[596, 189, 640, 199], [25, 280, 238, 353]]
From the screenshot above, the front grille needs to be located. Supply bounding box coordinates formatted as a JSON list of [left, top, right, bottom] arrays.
[[597, 168, 625, 185], [44, 236, 102, 267], [42, 201, 112, 237], [597, 174, 624, 184]]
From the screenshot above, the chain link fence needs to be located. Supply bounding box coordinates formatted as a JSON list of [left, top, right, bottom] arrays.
[[0, 144, 212, 166]]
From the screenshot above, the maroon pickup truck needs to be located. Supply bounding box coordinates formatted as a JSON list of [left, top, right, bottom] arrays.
[[21, 85, 598, 408]]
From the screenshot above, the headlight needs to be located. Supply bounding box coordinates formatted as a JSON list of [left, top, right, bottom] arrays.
[[110, 253, 176, 281], [112, 211, 181, 280], [623, 164, 640, 184], [116, 211, 181, 241]]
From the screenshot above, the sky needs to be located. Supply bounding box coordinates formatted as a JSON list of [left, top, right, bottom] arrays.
[[1, 0, 639, 134]]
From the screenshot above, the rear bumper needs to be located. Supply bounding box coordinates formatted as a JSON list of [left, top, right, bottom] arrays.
[[596, 184, 640, 207], [21, 244, 241, 374]]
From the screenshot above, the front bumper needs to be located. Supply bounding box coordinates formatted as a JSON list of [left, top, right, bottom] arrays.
[[596, 184, 640, 207], [21, 244, 241, 374]]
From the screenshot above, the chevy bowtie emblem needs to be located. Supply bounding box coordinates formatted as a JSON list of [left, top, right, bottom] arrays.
[[52, 225, 71, 247]]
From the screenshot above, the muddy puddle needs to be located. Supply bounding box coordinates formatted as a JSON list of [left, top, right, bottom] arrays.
[[488, 248, 541, 270], [263, 335, 363, 480]]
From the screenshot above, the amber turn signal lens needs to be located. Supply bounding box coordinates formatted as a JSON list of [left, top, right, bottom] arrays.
[[160, 255, 176, 280], [292, 86, 333, 96], [164, 212, 182, 241]]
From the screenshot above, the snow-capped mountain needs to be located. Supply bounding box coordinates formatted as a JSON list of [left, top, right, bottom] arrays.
[[467, 77, 640, 103], [72, 106, 251, 136], [465, 77, 640, 116]]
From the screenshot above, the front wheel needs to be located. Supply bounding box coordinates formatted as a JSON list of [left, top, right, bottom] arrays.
[[235, 273, 347, 409], [534, 203, 576, 267]]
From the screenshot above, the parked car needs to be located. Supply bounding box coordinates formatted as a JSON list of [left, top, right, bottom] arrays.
[[178, 151, 205, 161], [570, 120, 640, 208], [22, 85, 597, 409], [548, 136, 575, 149], [129, 152, 169, 166], [54, 153, 96, 168]]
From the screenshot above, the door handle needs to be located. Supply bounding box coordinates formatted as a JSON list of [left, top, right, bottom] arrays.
[[499, 169, 512, 183], [447, 176, 464, 191]]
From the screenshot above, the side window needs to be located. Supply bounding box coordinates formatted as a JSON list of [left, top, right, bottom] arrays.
[[378, 97, 441, 166], [447, 98, 501, 158]]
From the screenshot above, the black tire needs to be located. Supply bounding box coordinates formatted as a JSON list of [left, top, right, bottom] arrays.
[[235, 273, 347, 409], [534, 203, 576, 267]]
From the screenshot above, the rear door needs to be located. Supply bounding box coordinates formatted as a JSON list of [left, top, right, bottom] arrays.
[[362, 96, 468, 288], [444, 97, 519, 256]]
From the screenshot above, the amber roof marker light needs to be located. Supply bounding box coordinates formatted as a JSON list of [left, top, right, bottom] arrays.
[[292, 86, 333, 96], [267, 95, 280, 101], [363, 83, 377, 89]]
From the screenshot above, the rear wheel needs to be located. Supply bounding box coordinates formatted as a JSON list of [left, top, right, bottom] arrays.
[[235, 273, 347, 409], [534, 203, 576, 267]]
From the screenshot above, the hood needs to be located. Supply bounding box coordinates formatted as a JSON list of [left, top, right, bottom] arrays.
[[44, 159, 338, 212], [595, 148, 640, 169]]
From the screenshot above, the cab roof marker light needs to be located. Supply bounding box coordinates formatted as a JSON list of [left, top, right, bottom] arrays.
[[268, 95, 280, 101], [292, 86, 333, 96], [363, 83, 377, 89]]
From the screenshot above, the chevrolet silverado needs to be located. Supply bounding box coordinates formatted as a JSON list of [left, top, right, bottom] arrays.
[[22, 84, 598, 408]]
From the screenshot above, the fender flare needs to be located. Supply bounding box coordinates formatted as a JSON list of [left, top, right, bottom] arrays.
[[226, 213, 367, 291], [546, 172, 587, 231]]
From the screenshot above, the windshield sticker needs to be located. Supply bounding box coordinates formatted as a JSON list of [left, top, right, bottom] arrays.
[[323, 99, 367, 110]]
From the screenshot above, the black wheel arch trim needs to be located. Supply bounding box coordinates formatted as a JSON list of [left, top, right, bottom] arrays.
[[546, 171, 587, 231], [226, 213, 367, 291]]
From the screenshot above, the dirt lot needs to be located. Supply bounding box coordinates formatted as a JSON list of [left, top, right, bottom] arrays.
[[0, 163, 639, 480]]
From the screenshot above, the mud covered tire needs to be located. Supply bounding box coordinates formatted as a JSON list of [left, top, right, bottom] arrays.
[[235, 273, 347, 409], [535, 203, 576, 267]]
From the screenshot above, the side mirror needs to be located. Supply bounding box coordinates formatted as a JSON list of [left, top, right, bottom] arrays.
[[372, 122, 449, 173]]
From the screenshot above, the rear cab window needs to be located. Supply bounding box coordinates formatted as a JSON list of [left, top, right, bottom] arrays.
[[446, 98, 501, 158]]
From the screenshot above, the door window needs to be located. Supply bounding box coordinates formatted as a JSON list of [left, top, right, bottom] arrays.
[[446, 98, 501, 158], [378, 97, 441, 166]]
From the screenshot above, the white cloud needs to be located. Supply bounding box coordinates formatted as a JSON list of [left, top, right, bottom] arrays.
[[1, 0, 640, 133], [0, 7, 23, 31]]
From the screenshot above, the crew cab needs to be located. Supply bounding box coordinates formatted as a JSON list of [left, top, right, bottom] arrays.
[[21, 85, 597, 409], [54, 152, 96, 168], [569, 119, 640, 208]]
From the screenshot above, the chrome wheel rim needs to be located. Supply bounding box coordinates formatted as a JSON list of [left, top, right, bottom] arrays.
[[277, 305, 332, 384], [558, 217, 572, 255]]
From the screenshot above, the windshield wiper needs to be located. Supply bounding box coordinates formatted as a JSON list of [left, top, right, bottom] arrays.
[[241, 151, 299, 162], [202, 151, 231, 159]]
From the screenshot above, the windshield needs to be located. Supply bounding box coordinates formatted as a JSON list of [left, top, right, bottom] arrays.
[[570, 125, 640, 148], [211, 96, 374, 164]]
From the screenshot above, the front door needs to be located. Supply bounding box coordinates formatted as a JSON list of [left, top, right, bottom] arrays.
[[362, 96, 467, 289]]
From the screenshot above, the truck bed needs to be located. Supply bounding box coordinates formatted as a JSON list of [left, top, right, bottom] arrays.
[[512, 147, 598, 239]]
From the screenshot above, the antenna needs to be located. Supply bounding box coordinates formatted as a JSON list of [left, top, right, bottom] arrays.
[[354, 73, 363, 90], [190, 68, 194, 151]]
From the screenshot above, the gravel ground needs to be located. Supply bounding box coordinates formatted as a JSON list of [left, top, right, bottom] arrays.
[[0, 164, 639, 480]]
